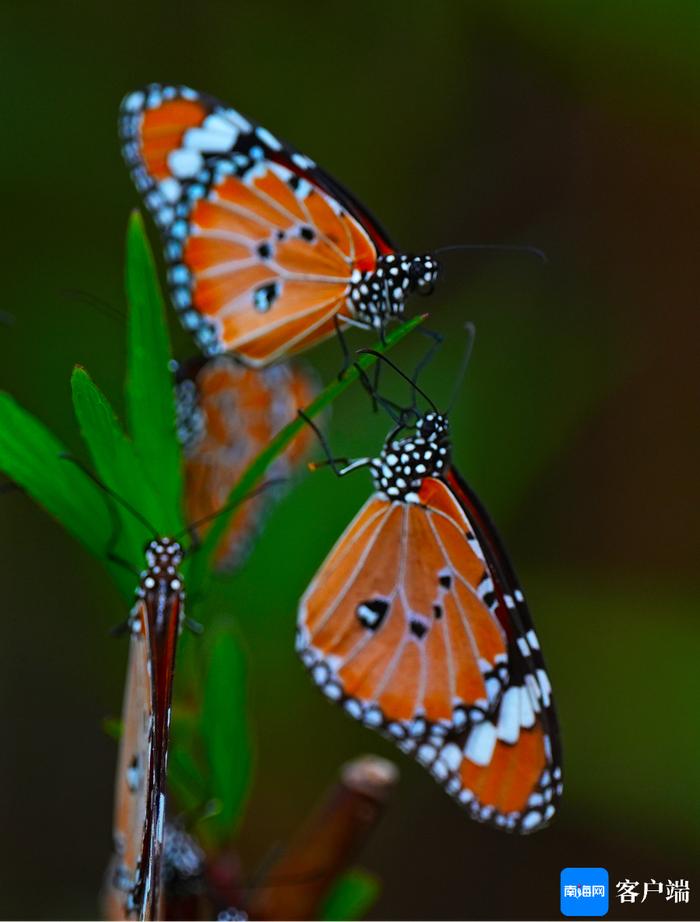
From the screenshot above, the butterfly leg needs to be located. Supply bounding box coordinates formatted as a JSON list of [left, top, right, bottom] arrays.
[[185, 522, 202, 554], [412, 325, 444, 386], [106, 551, 140, 577], [108, 618, 131, 638], [351, 360, 414, 430], [185, 616, 204, 635], [333, 315, 354, 380], [350, 355, 381, 414], [297, 409, 370, 478], [370, 357, 382, 413], [334, 313, 378, 380]]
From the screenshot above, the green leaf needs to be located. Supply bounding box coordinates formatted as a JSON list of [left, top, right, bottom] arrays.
[[71, 366, 160, 575], [102, 717, 122, 741], [0, 391, 111, 557], [319, 868, 380, 921], [125, 211, 183, 535], [200, 625, 253, 839], [168, 745, 210, 814], [188, 312, 426, 595]]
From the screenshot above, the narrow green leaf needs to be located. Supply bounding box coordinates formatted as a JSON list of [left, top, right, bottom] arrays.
[[125, 211, 183, 534], [168, 745, 210, 814], [200, 626, 253, 839], [188, 313, 426, 594], [0, 391, 111, 557], [71, 366, 159, 570], [319, 868, 380, 921]]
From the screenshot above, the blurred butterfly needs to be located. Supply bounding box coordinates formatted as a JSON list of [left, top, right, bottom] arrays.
[[297, 399, 562, 833], [175, 356, 319, 571], [119, 84, 439, 366], [102, 536, 186, 921]]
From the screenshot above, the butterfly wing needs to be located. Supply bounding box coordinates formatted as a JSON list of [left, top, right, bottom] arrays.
[[298, 486, 508, 733], [298, 477, 562, 833], [441, 467, 563, 827], [120, 84, 390, 364], [102, 601, 152, 920], [176, 356, 318, 571], [103, 587, 183, 920]]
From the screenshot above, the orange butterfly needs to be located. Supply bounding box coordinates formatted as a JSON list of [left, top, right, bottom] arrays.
[[119, 84, 439, 366], [102, 538, 185, 920], [297, 411, 562, 833], [175, 356, 318, 571]]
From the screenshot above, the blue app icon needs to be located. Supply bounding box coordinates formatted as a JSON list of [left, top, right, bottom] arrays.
[[560, 868, 609, 917]]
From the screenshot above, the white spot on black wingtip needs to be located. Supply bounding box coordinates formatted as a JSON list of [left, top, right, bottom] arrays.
[[521, 810, 544, 832], [312, 663, 329, 685], [363, 706, 383, 727], [344, 698, 363, 719], [323, 682, 342, 701]]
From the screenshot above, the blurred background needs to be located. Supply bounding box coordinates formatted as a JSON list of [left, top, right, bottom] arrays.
[[1, 2, 698, 918]]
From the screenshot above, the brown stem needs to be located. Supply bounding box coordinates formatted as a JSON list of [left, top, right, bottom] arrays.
[[247, 755, 398, 921]]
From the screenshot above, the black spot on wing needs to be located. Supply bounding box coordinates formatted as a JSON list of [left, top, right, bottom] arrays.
[[253, 281, 279, 313], [356, 598, 389, 630]]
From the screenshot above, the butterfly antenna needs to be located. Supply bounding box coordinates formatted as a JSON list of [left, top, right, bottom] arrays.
[[445, 322, 477, 414], [433, 242, 549, 264], [60, 288, 126, 324], [356, 349, 440, 414], [176, 477, 287, 539], [298, 409, 350, 475], [60, 453, 158, 536]]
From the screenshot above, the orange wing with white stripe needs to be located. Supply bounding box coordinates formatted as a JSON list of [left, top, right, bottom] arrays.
[[298, 476, 562, 833], [119, 84, 387, 366]]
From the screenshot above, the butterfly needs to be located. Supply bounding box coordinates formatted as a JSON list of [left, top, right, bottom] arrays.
[[102, 537, 185, 920], [175, 355, 318, 571], [297, 411, 562, 833], [119, 84, 439, 366]]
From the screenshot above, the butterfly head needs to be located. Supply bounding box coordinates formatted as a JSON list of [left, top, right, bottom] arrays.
[[372, 412, 450, 501], [349, 254, 440, 327], [138, 537, 185, 597], [408, 254, 440, 294]]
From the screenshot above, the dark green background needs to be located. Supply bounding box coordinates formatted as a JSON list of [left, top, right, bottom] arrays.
[[1, 2, 698, 919]]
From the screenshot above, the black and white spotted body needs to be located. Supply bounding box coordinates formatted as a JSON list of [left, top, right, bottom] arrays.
[[369, 411, 450, 501], [132, 537, 186, 628], [348, 253, 440, 330]]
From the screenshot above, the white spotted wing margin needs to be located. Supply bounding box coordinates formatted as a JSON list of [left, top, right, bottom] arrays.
[[444, 466, 563, 832], [119, 83, 396, 254]]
